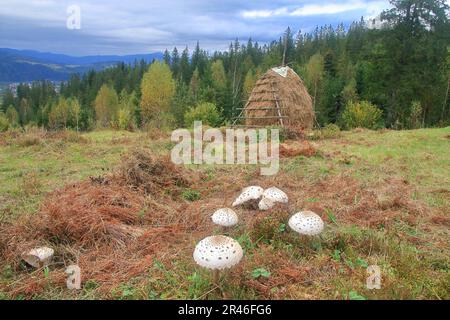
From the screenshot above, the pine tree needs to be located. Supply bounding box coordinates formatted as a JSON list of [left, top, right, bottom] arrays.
[[171, 47, 180, 79], [190, 68, 200, 99], [282, 27, 295, 65], [163, 49, 171, 65], [180, 46, 191, 84], [2, 90, 15, 113], [19, 98, 30, 125]]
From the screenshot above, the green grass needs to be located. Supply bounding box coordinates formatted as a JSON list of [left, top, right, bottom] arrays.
[[285, 127, 450, 210], [0, 130, 143, 222], [319, 128, 450, 187]]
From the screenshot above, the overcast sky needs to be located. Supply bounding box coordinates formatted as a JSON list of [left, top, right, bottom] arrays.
[[0, 0, 395, 56]]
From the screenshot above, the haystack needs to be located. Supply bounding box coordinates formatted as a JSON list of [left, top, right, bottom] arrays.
[[243, 66, 314, 130]]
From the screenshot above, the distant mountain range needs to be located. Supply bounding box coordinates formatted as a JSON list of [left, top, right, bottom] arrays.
[[0, 48, 163, 83]]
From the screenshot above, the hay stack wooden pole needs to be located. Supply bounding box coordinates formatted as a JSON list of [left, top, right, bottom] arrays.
[[271, 81, 284, 127], [233, 66, 314, 130]]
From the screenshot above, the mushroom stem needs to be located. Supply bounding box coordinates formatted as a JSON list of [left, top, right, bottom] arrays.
[[213, 270, 220, 285]]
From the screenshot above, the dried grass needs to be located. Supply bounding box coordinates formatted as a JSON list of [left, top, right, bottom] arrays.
[[20, 172, 42, 196], [274, 174, 426, 228], [0, 128, 89, 147], [0, 145, 441, 298], [240, 245, 313, 299], [39, 181, 146, 246], [17, 135, 42, 147], [245, 67, 314, 130], [280, 140, 316, 158], [116, 148, 192, 196], [0, 149, 207, 297]]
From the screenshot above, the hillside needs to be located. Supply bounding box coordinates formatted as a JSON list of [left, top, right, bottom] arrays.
[[0, 48, 163, 82]]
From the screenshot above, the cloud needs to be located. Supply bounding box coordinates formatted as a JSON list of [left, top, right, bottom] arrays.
[[242, 8, 289, 18], [241, 1, 389, 18], [290, 2, 367, 16], [0, 0, 392, 55]]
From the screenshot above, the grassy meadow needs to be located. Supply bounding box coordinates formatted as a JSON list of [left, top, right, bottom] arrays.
[[0, 127, 449, 300]]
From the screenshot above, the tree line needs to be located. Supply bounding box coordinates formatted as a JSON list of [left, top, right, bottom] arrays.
[[1, 0, 449, 131]]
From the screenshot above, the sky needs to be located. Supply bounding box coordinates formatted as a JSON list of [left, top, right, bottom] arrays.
[[0, 0, 396, 56]]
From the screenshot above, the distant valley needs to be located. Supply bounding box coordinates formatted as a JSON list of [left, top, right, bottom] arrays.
[[0, 48, 163, 83]]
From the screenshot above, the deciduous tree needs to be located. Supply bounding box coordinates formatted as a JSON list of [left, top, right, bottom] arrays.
[[140, 61, 175, 124], [94, 85, 119, 127]]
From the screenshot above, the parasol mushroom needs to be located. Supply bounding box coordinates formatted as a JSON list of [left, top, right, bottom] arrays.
[[258, 187, 288, 211], [22, 246, 54, 268], [211, 208, 239, 228], [288, 211, 324, 236], [193, 235, 243, 285], [232, 186, 264, 209], [258, 196, 275, 211]]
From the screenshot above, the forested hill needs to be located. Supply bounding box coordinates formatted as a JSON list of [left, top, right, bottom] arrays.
[[0, 49, 163, 82], [1, 0, 449, 130]]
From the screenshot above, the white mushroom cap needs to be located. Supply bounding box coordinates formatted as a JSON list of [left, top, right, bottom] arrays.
[[258, 197, 275, 211], [258, 187, 288, 211], [212, 208, 239, 227], [232, 186, 264, 207], [193, 235, 243, 270], [22, 246, 54, 268], [262, 187, 288, 203], [288, 211, 324, 236]]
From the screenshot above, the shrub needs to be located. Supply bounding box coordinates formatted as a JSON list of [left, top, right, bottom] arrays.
[[117, 108, 135, 131], [0, 112, 9, 132], [321, 123, 342, 139], [144, 112, 176, 141], [17, 135, 41, 147], [61, 130, 89, 144], [408, 101, 422, 129], [308, 124, 341, 140], [16, 126, 46, 147], [340, 101, 383, 130], [5, 105, 19, 127], [184, 102, 221, 127]]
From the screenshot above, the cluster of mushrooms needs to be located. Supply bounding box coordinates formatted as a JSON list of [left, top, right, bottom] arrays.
[[193, 186, 325, 285]]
